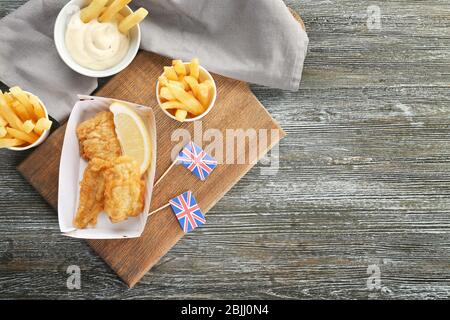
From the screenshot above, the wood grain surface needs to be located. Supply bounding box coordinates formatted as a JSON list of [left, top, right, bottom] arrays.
[[17, 51, 285, 288], [1, 0, 450, 299]]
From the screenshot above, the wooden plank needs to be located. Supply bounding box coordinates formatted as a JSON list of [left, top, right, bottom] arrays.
[[17, 51, 285, 287]]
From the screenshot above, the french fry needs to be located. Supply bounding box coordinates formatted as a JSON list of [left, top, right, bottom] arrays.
[[179, 76, 189, 90], [164, 66, 179, 81], [0, 126, 6, 138], [118, 7, 148, 34], [166, 84, 204, 115], [29, 95, 46, 119], [173, 60, 187, 77], [80, 0, 108, 23], [0, 138, 26, 149], [0, 93, 25, 131], [9, 87, 36, 121], [198, 83, 212, 108], [161, 101, 190, 111], [34, 118, 52, 135], [159, 87, 175, 101], [204, 80, 215, 106], [23, 120, 35, 134], [184, 76, 200, 98], [168, 80, 186, 90], [115, 12, 125, 23], [12, 102, 31, 122], [175, 110, 188, 122], [6, 127, 39, 144], [99, 0, 131, 23], [190, 58, 200, 80], [158, 75, 169, 87], [4, 93, 14, 105], [172, 59, 182, 66], [0, 114, 8, 127]]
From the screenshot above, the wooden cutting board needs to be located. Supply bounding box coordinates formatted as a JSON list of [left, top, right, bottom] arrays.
[[17, 52, 285, 287], [17, 10, 303, 288]]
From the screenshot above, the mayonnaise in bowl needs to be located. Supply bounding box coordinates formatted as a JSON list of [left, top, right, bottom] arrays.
[[54, 0, 141, 78], [65, 11, 130, 71]]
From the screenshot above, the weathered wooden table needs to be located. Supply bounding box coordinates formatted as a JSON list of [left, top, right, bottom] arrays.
[[0, 0, 449, 299]]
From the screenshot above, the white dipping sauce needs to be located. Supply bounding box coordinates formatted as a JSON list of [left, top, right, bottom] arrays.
[[65, 12, 130, 71]]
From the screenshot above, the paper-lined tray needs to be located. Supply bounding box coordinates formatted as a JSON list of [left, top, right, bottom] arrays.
[[58, 96, 157, 239]]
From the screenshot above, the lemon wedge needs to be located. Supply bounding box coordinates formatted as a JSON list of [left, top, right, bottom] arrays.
[[110, 102, 152, 174]]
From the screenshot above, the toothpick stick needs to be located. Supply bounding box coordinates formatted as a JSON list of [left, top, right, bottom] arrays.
[[153, 160, 177, 187], [148, 202, 171, 217]]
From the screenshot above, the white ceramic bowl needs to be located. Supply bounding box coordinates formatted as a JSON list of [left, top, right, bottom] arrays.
[[8, 91, 51, 151], [54, 0, 141, 78], [156, 64, 217, 122]]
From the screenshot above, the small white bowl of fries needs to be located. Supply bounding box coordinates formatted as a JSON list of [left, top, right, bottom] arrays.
[[0, 87, 52, 151], [54, 0, 147, 78], [156, 58, 217, 123]]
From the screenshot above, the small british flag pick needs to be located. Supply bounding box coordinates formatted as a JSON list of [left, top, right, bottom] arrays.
[[169, 191, 206, 233], [177, 142, 218, 181]]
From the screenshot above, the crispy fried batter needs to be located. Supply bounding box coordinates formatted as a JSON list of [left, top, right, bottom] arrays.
[[104, 156, 145, 224], [76, 111, 122, 161], [73, 158, 111, 229]]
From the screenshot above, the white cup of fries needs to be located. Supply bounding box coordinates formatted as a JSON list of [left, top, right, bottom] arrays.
[[0, 87, 52, 151], [156, 59, 217, 123], [54, 0, 144, 78]]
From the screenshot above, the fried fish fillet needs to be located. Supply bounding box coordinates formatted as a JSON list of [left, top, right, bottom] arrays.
[[76, 111, 122, 161], [104, 156, 145, 224], [73, 158, 111, 229]]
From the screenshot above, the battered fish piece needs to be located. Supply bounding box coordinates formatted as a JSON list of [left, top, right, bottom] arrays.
[[104, 156, 145, 223], [76, 111, 122, 161], [73, 158, 111, 229]]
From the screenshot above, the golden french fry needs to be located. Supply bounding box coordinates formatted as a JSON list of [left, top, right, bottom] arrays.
[[12, 102, 31, 122], [0, 126, 7, 138], [164, 66, 179, 81], [166, 84, 204, 115], [80, 0, 108, 23], [168, 80, 186, 90], [4, 93, 14, 105], [198, 83, 211, 108], [23, 120, 35, 134], [180, 76, 190, 90], [159, 87, 175, 101], [99, 0, 131, 23], [29, 95, 46, 119], [118, 7, 148, 34], [115, 12, 125, 23], [160, 101, 190, 111], [173, 60, 187, 77], [0, 93, 25, 131], [175, 110, 188, 122], [0, 138, 26, 148], [158, 75, 169, 87], [202, 79, 215, 104], [6, 127, 39, 144], [190, 58, 200, 80], [172, 59, 182, 66], [0, 114, 8, 127], [184, 76, 200, 98], [34, 118, 52, 135], [9, 87, 36, 121]]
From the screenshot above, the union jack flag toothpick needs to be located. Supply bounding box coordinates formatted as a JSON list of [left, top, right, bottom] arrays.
[[169, 191, 206, 233], [177, 142, 218, 181]]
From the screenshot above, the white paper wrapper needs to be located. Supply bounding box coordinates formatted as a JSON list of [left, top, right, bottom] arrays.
[[58, 95, 157, 239]]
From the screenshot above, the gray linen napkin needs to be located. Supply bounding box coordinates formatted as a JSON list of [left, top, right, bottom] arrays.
[[0, 0, 308, 121]]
